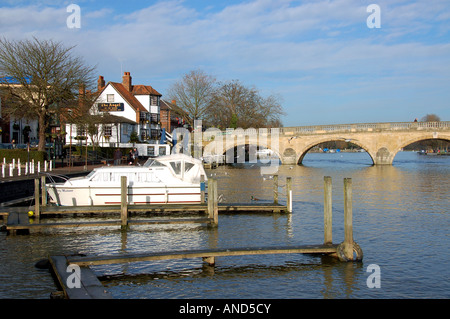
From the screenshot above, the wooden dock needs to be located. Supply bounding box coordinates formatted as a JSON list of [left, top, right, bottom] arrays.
[[38, 175, 362, 299], [1, 176, 290, 234], [66, 244, 340, 267], [47, 244, 339, 299]]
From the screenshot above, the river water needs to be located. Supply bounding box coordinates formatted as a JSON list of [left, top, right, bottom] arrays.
[[0, 151, 448, 299]]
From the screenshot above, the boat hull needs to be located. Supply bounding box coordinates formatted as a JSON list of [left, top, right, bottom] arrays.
[[47, 184, 203, 206]]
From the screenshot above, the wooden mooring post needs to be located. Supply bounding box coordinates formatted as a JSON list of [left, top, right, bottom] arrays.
[[200, 175, 205, 203], [335, 177, 363, 261], [273, 175, 278, 204], [343, 177, 353, 259], [121, 176, 128, 230], [207, 178, 219, 226], [41, 176, 47, 207], [324, 176, 332, 245], [34, 178, 40, 220]]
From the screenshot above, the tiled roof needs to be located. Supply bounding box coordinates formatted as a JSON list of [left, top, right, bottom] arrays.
[[132, 85, 161, 96], [160, 99, 173, 110], [109, 82, 148, 113]]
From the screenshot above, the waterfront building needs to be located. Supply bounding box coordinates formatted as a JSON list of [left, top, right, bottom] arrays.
[[0, 77, 39, 146], [65, 72, 162, 147]]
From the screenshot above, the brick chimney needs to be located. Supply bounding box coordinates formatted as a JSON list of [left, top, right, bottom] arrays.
[[122, 72, 132, 92], [97, 75, 105, 91], [78, 84, 86, 107]]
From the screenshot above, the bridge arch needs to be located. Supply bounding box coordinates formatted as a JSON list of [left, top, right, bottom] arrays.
[[391, 134, 450, 162], [398, 134, 450, 150], [220, 142, 282, 163], [296, 137, 375, 165]]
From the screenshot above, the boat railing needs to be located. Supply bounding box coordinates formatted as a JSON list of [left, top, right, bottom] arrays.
[[45, 173, 73, 185]]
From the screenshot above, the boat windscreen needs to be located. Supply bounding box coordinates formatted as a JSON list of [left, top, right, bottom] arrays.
[[86, 170, 97, 178], [185, 162, 195, 172], [143, 159, 166, 167]]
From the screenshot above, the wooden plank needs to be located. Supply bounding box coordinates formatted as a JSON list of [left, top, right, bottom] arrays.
[[38, 202, 287, 214], [8, 220, 121, 230], [49, 255, 112, 299], [67, 244, 339, 267], [129, 218, 212, 226], [7, 218, 213, 231]]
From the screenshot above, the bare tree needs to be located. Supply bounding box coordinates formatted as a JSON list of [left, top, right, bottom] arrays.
[[206, 80, 284, 129], [421, 114, 441, 122], [0, 37, 96, 151], [166, 69, 216, 127]]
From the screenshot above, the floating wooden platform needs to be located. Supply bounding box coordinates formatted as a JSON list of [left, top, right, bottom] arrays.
[[49, 244, 338, 299], [49, 255, 112, 299], [1, 202, 287, 235], [37, 202, 287, 214], [66, 244, 340, 267]]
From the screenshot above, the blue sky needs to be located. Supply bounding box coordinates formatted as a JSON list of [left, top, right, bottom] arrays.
[[1, 0, 449, 127]]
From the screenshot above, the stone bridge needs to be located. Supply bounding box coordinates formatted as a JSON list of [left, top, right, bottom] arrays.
[[201, 121, 450, 165]]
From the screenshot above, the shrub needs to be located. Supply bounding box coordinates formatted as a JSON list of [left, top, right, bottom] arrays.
[[0, 149, 46, 164]]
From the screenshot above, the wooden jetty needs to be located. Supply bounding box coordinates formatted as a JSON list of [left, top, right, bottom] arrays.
[[48, 255, 112, 299], [41, 176, 362, 299], [2, 175, 291, 235], [65, 244, 340, 267]]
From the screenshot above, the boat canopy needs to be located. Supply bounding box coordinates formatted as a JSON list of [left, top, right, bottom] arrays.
[[144, 153, 207, 184]]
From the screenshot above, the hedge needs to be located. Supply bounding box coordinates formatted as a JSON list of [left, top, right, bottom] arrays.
[[0, 149, 47, 164]]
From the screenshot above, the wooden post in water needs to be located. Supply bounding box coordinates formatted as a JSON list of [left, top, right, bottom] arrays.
[[212, 179, 218, 226], [273, 175, 278, 204], [207, 178, 213, 220], [206, 178, 219, 226], [324, 176, 332, 245], [203, 256, 215, 266], [41, 175, 47, 208], [286, 177, 292, 213], [343, 178, 353, 259], [121, 176, 128, 230], [200, 175, 205, 204], [34, 178, 40, 220]]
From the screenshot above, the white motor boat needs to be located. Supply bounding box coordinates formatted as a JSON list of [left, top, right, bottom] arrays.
[[46, 153, 207, 206]]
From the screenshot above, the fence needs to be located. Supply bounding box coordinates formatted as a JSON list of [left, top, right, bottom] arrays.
[[1, 157, 53, 178]]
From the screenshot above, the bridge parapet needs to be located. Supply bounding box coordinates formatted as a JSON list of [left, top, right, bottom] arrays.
[[280, 121, 450, 136]]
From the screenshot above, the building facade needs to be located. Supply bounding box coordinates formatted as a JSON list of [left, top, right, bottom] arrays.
[[66, 72, 162, 147], [0, 80, 39, 146]]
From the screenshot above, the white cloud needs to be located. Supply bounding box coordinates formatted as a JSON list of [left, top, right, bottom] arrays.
[[0, 0, 449, 125], [0, 5, 66, 33]]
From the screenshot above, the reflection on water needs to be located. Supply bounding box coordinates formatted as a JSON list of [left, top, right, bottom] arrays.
[[0, 152, 448, 298]]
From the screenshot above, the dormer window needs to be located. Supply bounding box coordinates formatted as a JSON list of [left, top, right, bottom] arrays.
[[150, 95, 159, 106]]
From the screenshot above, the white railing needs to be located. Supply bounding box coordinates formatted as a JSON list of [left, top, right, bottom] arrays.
[[1, 158, 53, 179]]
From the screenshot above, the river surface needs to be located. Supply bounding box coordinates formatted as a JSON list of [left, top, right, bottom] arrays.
[[0, 151, 448, 299]]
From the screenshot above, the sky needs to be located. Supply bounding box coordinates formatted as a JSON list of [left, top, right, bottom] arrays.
[[1, 0, 449, 127]]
